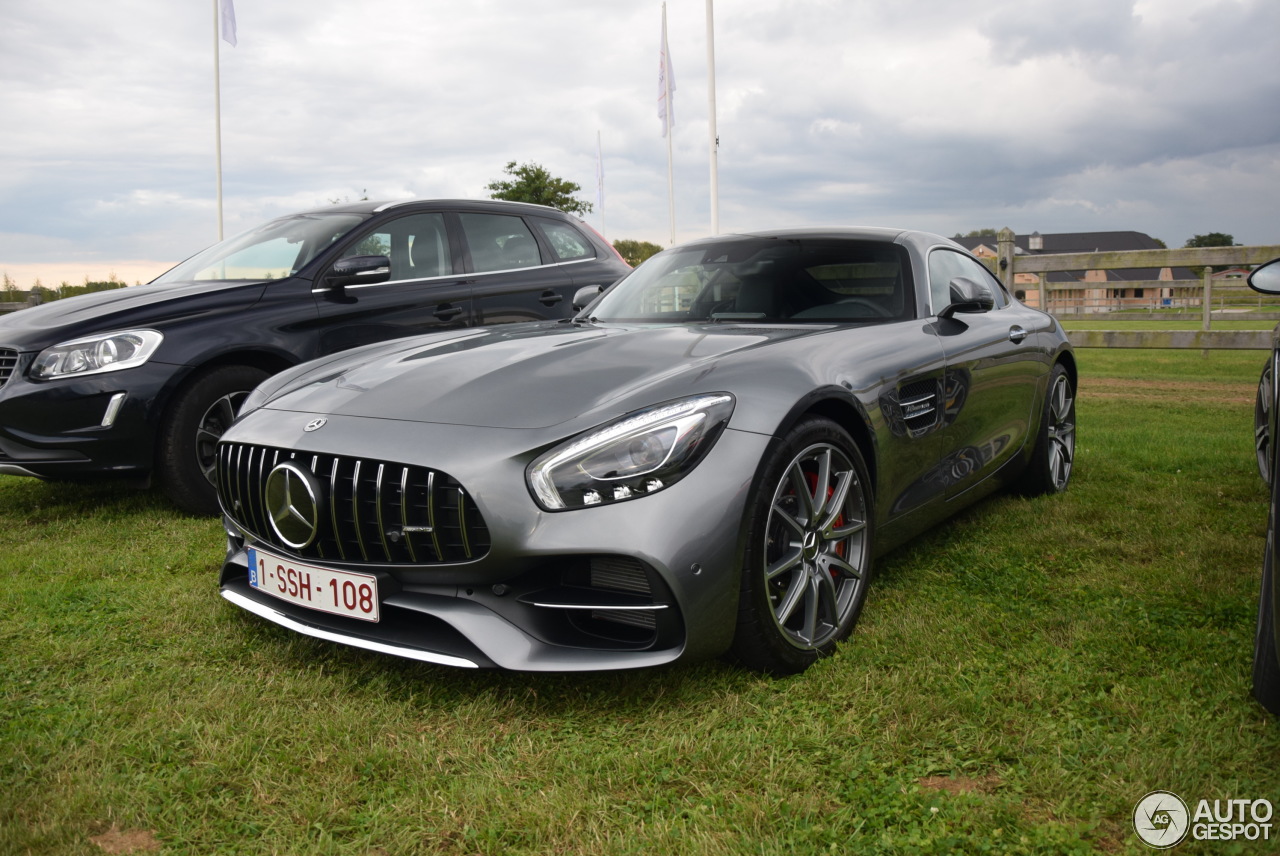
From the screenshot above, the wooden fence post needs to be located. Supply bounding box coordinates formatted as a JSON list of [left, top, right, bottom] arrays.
[[1202, 267, 1213, 332], [997, 226, 1018, 297]]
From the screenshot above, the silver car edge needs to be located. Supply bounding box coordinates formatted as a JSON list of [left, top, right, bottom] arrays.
[[215, 227, 1076, 675]]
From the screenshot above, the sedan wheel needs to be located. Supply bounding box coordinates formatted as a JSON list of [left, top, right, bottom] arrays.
[[1256, 361, 1272, 485], [732, 418, 873, 675], [158, 365, 269, 516]]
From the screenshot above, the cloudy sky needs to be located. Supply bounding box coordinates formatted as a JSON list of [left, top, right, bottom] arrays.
[[1, 0, 1277, 287]]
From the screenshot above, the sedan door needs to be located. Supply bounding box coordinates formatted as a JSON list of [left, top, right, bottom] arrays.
[[312, 210, 473, 355], [927, 248, 1045, 499], [459, 212, 581, 324]]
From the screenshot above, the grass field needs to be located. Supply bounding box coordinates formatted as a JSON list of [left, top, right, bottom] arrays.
[[2, 349, 1278, 855]]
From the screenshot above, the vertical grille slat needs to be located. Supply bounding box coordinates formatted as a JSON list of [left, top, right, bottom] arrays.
[[216, 442, 488, 566], [399, 467, 418, 563]]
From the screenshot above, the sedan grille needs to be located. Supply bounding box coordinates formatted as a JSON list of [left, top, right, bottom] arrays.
[[0, 348, 16, 388], [217, 442, 491, 565]]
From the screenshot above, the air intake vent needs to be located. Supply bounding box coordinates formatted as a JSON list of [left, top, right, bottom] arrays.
[[217, 442, 490, 566], [0, 349, 17, 388]]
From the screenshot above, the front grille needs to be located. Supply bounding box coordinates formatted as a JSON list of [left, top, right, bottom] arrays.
[[217, 442, 491, 565], [0, 348, 17, 388]]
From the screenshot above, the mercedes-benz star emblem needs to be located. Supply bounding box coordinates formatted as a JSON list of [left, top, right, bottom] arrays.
[[264, 461, 323, 549], [304, 418, 327, 432]]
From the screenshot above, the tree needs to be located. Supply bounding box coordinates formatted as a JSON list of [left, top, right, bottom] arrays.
[[613, 239, 664, 267], [1184, 233, 1238, 276], [486, 161, 592, 216], [952, 228, 998, 239], [1184, 232, 1236, 248]]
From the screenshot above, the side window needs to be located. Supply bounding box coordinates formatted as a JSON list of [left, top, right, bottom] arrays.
[[535, 218, 596, 262], [341, 213, 451, 283], [458, 213, 542, 273], [927, 249, 1004, 314]]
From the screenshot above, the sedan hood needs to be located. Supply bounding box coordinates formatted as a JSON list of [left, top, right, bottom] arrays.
[[259, 322, 820, 429], [0, 279, 269, 349]]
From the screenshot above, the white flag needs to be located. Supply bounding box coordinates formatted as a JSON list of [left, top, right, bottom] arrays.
[[220, 0, 238, 47], [658, 4, 675, 137]]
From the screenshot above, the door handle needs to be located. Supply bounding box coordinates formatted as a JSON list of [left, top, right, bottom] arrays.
[[433, 304, 464, 320], [1009, 325, 1028, 343], [539, 290, 564, 306]]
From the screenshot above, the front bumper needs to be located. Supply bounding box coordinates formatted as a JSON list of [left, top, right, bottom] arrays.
[[0, 352, 185, 480], [216, 409, 770, 671]]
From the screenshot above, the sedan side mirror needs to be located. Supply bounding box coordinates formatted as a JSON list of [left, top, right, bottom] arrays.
[[325, 255, 391, 289], [939, 276, 995, 318], [1249, 259, 1280, 295], [572, 284, 605, 311]]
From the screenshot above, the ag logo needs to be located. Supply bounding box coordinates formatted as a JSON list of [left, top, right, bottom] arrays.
[[304, 417, 327, 432], [1134, 790, 1190, 849]]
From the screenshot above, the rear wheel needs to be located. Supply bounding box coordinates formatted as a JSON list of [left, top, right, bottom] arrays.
[[1255, 361, 1271, 485], [1017, 362, 1075, 496], [731, 417, 873, 675], [157, 365, 268, 516]]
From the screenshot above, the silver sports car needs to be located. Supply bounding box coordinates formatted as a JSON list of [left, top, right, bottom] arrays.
[[215, 228, 1076, 674]]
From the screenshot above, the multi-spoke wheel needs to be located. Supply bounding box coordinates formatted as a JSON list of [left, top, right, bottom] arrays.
[[1017, 362, 1076, 496], [1255, 501, 1280, 714], [1256, 361, 1272, 485], [732, 417, 873, 675], [157, 365, 268, 515]]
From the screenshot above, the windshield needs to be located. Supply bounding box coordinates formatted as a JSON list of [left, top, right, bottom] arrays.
[[153, 212, 368, 283], [586, 237, 914, 324]]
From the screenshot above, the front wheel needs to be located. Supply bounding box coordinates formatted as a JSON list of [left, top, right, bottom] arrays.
[[730, 417, 874, 675], [1254, 506, 1280, 714], [157, 365, 269, 516]]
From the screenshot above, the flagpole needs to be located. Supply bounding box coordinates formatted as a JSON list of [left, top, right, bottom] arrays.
[[213, 0, 224, 241], [596, 130, 607, 240], [706, 0, 719, 235], [662, 3, 675, 245]]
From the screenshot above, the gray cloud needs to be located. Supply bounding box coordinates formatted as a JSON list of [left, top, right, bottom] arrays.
[[0, 0, 1276, 283]]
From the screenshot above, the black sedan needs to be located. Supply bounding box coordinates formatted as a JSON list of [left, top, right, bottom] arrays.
[[1247, 259, 1280, 714], [215, 228, 1076, 674]]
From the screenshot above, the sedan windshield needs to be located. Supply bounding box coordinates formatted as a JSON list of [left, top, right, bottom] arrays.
[[587, 237, 914, 324], [153, 213, 367, 283]]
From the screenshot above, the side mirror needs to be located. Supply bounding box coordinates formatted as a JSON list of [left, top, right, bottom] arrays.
[[572, 284, 604, 311], [939, 276, 995, 318], [325, 255, 391, 289], [1249, 259, 1280, 295]]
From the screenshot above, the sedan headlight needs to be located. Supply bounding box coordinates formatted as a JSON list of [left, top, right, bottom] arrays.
[[30, 329, 164, 380], [528, 393, 735, 511]]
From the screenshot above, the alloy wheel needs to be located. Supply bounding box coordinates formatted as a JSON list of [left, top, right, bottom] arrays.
[[762, 443, 870, 650]]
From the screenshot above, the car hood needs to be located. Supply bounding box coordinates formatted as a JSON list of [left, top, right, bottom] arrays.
[[257, 322, 822, 429], [0, 279, 269, 349]]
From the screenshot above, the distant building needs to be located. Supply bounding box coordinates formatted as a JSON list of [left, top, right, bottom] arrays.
[[952, 230, 1198, 312]]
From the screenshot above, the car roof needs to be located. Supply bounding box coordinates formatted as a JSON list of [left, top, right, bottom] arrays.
[[293, 198, 567, 217], [672, 226, 965, 251]]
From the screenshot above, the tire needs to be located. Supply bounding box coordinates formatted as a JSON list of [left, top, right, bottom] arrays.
[[1017, 362, 1076, 496], [157, 365, 269, 516], [1254, 505, 1280, 714], [730, 417, 874, 676], [1255, 361, 1271, 485]]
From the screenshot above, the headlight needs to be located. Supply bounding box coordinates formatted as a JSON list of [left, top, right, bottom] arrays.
[[527, 393, 735, 510], [30, 330, 164, 380]]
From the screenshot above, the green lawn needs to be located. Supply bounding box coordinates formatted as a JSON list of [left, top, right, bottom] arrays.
[[2, 350, 1277, 855], [1061, 318, 1276, 331]]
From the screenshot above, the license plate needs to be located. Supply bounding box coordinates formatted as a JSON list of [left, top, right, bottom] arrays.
[[248, 546, 380, 622]]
